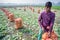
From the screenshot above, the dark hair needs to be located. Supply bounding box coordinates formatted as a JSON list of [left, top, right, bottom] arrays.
[[45, 1, 52, 7]]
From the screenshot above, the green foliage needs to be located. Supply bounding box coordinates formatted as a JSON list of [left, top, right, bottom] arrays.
[[52, 6, 60, 10], [0, 6, 60, 40]]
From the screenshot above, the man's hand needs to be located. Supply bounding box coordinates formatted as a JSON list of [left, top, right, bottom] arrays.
[[42, 27, 44, 31], [47, 26, 50, 29], [48, 32, 51, 38]]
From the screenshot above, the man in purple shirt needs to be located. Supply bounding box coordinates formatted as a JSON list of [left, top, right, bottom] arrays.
[[38, 1, 55, 40]]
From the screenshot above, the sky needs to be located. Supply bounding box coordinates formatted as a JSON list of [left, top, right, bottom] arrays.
[[0, 0, 60, 4]]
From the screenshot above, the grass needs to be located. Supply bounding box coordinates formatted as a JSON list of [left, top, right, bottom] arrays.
[[35, 6, 60, 10], [52, 6, 60, 10]]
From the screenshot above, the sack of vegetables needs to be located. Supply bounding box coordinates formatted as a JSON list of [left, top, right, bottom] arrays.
[[8, 13, 15, 22], [42, 31, 58, 40], [37, 9, 40, 14], [14, 18, 23, 29]]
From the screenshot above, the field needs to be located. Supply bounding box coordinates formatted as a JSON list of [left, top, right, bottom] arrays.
[[0, 6, 60, 40]]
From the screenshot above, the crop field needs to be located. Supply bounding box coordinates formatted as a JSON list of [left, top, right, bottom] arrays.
[[0, 6, 60, 40]]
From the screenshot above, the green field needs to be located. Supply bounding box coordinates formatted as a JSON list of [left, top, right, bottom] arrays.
[[0, 6, 60, 40]]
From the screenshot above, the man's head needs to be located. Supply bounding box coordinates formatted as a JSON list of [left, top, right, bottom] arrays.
[[45, 1, 52, 13]]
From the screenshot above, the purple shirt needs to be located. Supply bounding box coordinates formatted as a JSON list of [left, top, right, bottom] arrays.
[[38, 11, 55, 32]]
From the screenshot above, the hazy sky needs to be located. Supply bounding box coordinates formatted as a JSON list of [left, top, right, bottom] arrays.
[[0, 0, 60, 4]]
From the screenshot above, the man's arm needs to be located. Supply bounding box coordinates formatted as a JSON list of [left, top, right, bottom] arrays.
[[38, 13, 43, 27], [49, 13, 55, 32], [48, 13, 55, 38]]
